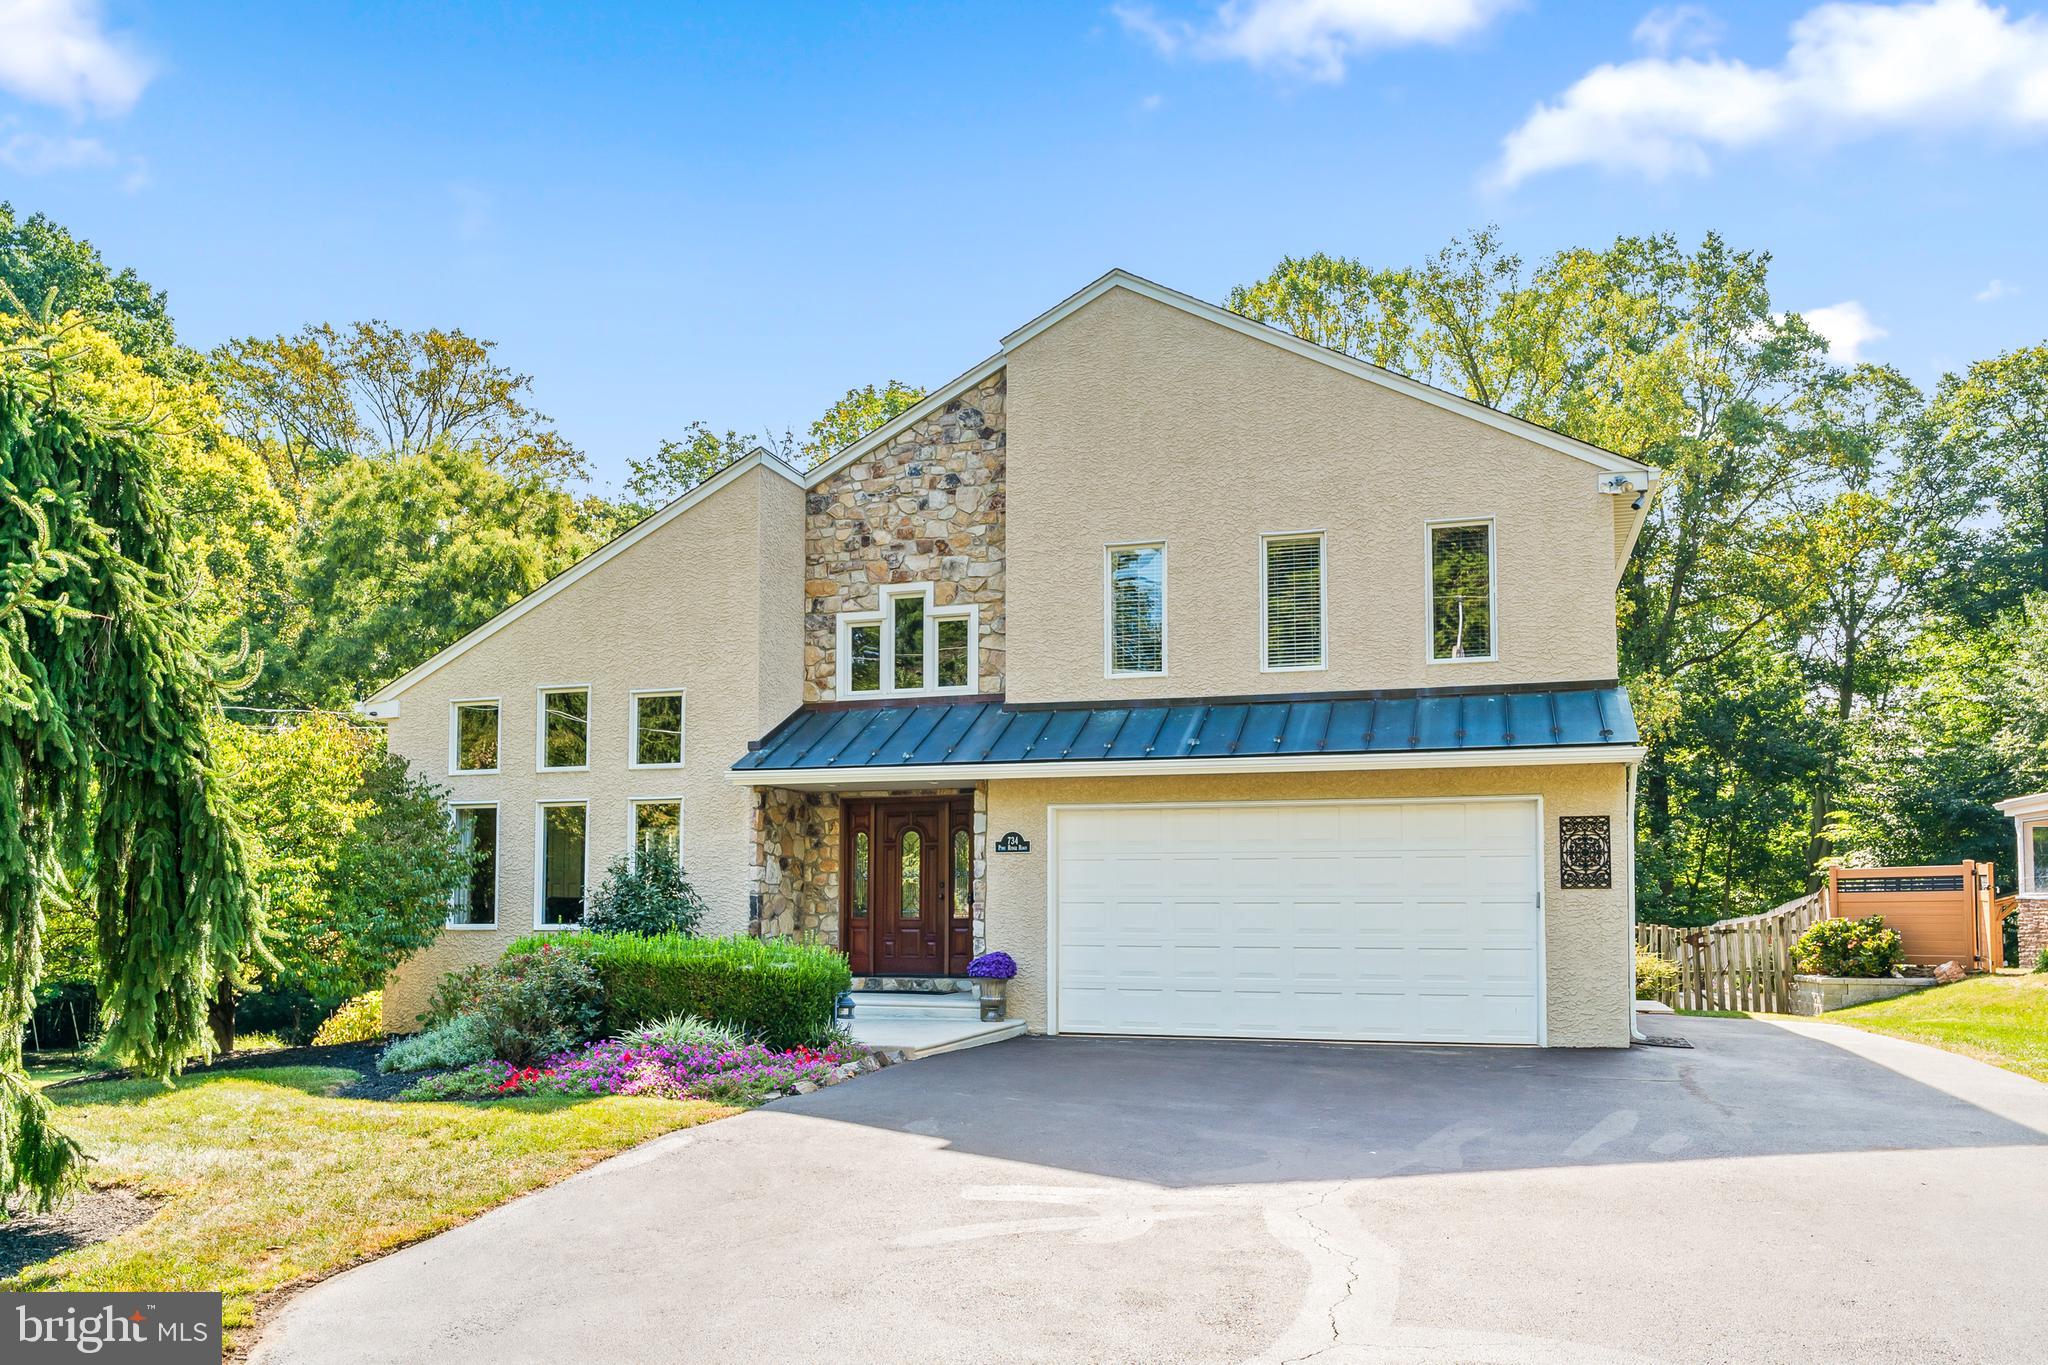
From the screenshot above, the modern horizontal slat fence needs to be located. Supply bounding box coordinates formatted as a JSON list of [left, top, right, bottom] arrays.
[[1636, 893, 1825, 1013]]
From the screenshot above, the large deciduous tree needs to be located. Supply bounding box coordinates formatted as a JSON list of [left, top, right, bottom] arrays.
[[0, 295, 262, 1208], [211, 321, 588, 510], [283, 444, 590, 706], [211, 715, 467, 1040]]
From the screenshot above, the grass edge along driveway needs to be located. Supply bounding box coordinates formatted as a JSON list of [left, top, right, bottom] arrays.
[[6, 1066, 732, 1350], [1820, 972, 2048, 1084]]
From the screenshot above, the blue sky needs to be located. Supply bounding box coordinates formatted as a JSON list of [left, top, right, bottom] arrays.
[[3, 0, 2045, 491]]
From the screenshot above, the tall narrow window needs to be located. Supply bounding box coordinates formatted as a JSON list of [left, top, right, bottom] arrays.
[[1107, 544, 1165, 675], [1263, 534, 1325, 670], [450, 806, 497, 926], [452, 702, 499, 773], [1430, 522, 1495, 661], [952, 828, 971, 919], [893, 595, 925, 691], [852, 831, 870, 918], [632, 692, 684, 766], [2033, 825, 2048, 893], [540, 803, 587, 926], [849, 623, 882, 693], [632, 800, 682, 861], [936, 617, 971, 689], [540, 688, 589, 769], [898, 828, 922, 920]]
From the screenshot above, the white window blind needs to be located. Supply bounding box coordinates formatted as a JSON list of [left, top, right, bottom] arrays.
[[1108, 544, 1165, 674], [1264, 535, 1324, 670]]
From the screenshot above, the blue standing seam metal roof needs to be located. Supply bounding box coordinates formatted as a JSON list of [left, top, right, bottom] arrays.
[[731, 686, 1638, 773]]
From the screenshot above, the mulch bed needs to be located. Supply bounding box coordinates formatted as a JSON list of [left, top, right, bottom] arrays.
[[0, 1186, 161, 1278], [46, 1041, 422, 1102]]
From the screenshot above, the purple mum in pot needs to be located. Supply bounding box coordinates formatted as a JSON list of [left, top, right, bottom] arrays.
[[967, 951, 1017, 980]]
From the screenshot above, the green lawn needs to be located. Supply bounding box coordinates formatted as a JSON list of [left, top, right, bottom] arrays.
[[6, 1067, 731, 1348], [1821, 972, 2048, 1084]]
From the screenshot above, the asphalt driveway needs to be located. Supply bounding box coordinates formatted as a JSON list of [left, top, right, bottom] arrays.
[[256, 1018, 2048, 1364]]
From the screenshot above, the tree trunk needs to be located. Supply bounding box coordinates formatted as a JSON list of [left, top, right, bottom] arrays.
[[208, 981, 237, 1055]]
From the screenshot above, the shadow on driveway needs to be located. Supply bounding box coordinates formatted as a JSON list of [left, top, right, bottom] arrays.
[[770, 1015, 2048, 1187]]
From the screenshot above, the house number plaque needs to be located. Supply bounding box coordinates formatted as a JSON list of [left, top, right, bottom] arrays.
[[994, 832, 1031, 853]]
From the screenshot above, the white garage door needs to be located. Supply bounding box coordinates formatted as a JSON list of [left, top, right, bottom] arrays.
[[1053, 799, 1543, 1044]]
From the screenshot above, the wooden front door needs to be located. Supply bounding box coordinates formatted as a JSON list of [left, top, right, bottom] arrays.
[[842, 797, 973, 976]]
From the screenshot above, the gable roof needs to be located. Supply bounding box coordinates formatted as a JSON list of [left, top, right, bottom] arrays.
[[358, 446, 806, 709], [805, 268, 1652, 488]]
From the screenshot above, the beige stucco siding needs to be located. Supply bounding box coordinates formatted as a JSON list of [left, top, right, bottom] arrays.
[[1003, 287, 1621, 704], [375, 465, 804, 1029], [982, 762, 1632, 1048]]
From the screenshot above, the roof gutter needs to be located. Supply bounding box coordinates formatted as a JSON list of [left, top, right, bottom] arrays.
[[728, 742, 1646, 789]]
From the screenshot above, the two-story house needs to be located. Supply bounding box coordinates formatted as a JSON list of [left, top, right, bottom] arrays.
[[361, 270, 1656, 1047]]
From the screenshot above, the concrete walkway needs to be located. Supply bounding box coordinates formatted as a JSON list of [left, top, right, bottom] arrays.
[[256, 1018, 2048, 1364]]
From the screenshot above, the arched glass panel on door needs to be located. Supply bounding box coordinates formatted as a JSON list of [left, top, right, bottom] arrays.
[[898, 829, 922, 920], [852, 831, 870, 918]]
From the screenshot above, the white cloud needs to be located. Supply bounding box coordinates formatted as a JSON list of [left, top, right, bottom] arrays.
[[0, 122, 113, 173], [1975, 278, 2015, 301], [1494, 0, 2048, 186], [0, 0, 152, 115], [1802, 300, 1887, 361], [1632, 5, 1723, 55], [1115, 0, 1515, 80], [1139, 91, 1166, 112]]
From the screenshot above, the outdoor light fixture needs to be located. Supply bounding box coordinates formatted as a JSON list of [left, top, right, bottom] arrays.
[[835, 991, 856, 1023]]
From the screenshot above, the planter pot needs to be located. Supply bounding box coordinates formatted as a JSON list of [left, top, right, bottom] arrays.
[[978, 979, 1008, 1022], [1788, 974, 1935, 1016]]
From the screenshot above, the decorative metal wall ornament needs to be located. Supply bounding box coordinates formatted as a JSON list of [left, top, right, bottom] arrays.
[[1559, 816, 1612, 889]]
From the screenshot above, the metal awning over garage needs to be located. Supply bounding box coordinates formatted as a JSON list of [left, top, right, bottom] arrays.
[[731, 684, 1641, 785]]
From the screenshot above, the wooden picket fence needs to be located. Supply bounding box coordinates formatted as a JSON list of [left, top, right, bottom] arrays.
[[1636, 892, 1827, 1013]]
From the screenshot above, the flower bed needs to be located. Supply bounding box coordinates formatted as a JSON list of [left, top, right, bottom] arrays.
[[397, 1037, 880, 1105]]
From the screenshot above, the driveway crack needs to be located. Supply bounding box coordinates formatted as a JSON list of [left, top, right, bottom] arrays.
[[1279, 1184, 1360, 1364]]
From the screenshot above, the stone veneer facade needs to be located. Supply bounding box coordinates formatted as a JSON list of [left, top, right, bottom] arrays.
[[2019, 897, 2048, 970], [803, 372, 1006, 702], [751, 784, 988, 959]]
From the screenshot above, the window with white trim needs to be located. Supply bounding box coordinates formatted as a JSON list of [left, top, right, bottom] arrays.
[[1430, 521, 1495, 662], [538, 687, 589, 769], [631, 799, 682, 863], [1262, 533, 1325, 671], [449, 805, 497, 927], [451, 701, 499, 773], [631, 691, 684, 767], [538, 802, 587, 926], [838, 585, 978, 697], [1106, 543, 1165, 675]]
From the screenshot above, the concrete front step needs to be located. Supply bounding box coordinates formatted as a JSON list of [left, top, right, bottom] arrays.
[[847, 1017, 1027, 1058], [848, 989, 984, 1021]]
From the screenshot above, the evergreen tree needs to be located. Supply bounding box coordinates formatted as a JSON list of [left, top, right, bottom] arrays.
[[0, 288, 262, 1209]]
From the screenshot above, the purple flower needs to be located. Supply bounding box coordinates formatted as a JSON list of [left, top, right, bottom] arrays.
[[967, 951, 1016, 980]]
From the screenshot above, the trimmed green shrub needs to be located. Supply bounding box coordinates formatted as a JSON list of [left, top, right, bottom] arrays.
[[2034, 946, 2048, 974], [584, 845, 707, 938], [378, 1014, 494, 1073], [1792, 916, 1905, 979], [413, 943, 606, 1065], [312, 992, 384, 1045], [1634, 949, 1678, 1002], [510, 933, 851, 1049]]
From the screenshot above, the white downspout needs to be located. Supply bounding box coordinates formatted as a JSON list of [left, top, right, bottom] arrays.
[[1628, 759, 1646, 1043]]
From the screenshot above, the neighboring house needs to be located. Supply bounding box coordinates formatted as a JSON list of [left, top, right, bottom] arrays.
[[1994, 792, 2048, 966], [362, 270, 1656, 1047]]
